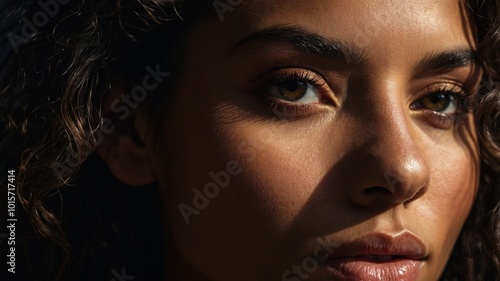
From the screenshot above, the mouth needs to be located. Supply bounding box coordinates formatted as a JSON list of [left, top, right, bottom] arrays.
[[320, 232, 427, 281], [355, 254, 409, 262]]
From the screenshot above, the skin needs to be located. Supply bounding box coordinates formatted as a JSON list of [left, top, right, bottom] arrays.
[[102, 0, 482, 280]]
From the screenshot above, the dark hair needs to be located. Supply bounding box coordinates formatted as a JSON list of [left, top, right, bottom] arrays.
[[0, 0, 498, 280]]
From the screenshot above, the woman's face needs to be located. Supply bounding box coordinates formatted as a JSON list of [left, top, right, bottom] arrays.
[[143, 0, 481, 280]]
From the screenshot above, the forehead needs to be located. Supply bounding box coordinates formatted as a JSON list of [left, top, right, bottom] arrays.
[[203, 0, 476, 60], [186, 0, 475, 75], [223, 0, 471, 32]]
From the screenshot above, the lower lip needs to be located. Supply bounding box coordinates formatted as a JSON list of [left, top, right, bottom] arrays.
[[323, 258, 422, 281]]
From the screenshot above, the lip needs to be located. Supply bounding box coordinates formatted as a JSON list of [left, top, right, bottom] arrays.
[[321, 232, 427, 281]]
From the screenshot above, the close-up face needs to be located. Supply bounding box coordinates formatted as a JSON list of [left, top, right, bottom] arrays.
[[138, 0, 482, 280]]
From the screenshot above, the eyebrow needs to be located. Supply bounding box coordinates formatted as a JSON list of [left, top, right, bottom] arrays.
[[231, 25, 476, 73], [415, 49, 476, 73], [231, 25, 367, 66]]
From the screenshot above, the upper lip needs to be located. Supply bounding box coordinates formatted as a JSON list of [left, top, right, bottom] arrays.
[[326, 231, 427, 260]]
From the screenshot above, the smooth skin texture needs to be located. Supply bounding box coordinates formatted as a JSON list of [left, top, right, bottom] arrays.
[[98, 0, 482, 280]]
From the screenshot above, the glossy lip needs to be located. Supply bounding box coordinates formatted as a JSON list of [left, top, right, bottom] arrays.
[[320, 232, 427, 281]]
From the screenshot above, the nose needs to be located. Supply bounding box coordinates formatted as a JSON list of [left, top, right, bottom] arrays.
[[345, 86, 430, 209]]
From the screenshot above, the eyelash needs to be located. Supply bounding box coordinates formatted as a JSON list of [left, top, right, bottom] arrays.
[[251, 69, 475, 127], [412, 84, 474, 129], [250, 69, 331, 117]]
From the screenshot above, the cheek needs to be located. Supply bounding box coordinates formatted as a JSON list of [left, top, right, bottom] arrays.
[[217, 119, 326, 232], [423, 159, 477, 235], [150, 94, 333, 278], [416, 139, 479, 270]]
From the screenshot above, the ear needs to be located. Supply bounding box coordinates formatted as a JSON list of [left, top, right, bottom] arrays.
[[94, 83, 156, 186]]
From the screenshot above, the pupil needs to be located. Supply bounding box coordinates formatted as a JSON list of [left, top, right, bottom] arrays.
[[284, 81, 300, 92], [430, 93, 447, 104], [278, 80, 307, 101]]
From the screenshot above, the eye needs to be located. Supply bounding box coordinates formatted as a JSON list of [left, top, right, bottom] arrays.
[[409, 84, 473, 129], [250, 68, 333, 118], [413, 91, 458, 114], [269, 79, 321, 104], [410, 83, 470, 116]]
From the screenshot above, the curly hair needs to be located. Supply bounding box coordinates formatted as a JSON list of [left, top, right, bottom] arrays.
[[0, 0, 498, 280]]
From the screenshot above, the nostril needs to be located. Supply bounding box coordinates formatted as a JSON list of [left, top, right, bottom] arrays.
[[364, 186, 392, 196], [403, 185, 428, 207]]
